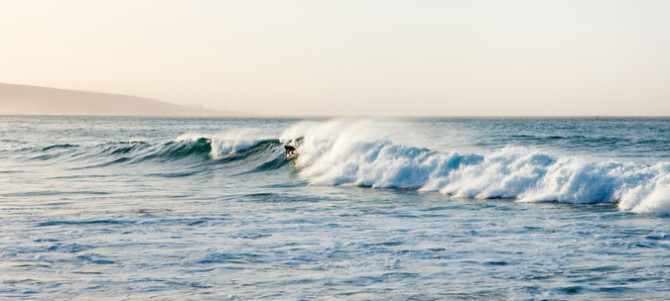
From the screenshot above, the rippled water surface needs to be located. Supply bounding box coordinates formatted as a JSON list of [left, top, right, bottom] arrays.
[[1, 116, 669, 300]]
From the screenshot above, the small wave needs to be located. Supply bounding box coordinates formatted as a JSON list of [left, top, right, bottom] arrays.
[[19, 143, 81, 161], [135, 137, 212, 162], [36, 219, 133, 227], [45, 243, 95, 253], [71, 157, 132, 170], [3, 190, 110, 197], [197, 252, 266, 264], [30, 154, 61, 161], [41, 144, 79, 152], [102, 141, 150, 155], [147, 171, 201, 178]]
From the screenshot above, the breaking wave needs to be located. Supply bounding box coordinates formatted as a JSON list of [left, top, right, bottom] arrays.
[[282, 120, 670, 216]]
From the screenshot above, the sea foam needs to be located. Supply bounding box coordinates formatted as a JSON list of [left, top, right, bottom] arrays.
[[282, 119, 670, 216]]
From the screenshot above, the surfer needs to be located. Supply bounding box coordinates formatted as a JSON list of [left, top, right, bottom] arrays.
[[284, 140, 296, 158]]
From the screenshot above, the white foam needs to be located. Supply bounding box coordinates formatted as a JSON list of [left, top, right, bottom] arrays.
[[282, 119, 670, 216]]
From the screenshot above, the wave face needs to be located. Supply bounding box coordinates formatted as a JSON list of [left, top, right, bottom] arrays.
[[281, 119, 670, 216], [14, 132, 286, 176]]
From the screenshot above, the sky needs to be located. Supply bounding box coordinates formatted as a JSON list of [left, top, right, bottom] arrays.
[[1, 0, 670, 116]]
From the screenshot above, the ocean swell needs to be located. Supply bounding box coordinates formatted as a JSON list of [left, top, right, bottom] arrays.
[[20, 134, 284, 173]]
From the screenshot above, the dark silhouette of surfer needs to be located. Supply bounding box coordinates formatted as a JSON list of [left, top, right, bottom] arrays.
[[284, 140, 296, 158]]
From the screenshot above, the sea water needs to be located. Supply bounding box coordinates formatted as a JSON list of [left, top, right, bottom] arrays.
[[1, 116, 669, 300]]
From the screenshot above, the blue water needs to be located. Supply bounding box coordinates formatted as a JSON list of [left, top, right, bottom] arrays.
[[1, 116, 669, 300]]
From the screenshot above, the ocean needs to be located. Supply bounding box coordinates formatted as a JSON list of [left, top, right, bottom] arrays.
[[1, 116, 669, 300]]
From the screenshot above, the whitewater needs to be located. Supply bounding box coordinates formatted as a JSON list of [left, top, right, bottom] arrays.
[[1, 116, 669, 300]]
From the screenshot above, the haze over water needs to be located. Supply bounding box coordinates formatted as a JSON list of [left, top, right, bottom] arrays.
[[2, 1, 670, 116], [1, 116, 669, 300]]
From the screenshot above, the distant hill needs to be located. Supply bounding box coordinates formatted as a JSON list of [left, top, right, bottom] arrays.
[[0, 82, 238, 116]]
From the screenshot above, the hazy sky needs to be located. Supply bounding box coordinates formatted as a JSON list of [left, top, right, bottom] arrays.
[[1, 0, 670, 116]]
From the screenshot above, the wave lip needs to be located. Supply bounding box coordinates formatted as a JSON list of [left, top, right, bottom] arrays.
[[283, 119, 670, 216]]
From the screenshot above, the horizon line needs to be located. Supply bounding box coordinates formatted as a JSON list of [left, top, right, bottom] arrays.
[[2, 113, 670, 119]]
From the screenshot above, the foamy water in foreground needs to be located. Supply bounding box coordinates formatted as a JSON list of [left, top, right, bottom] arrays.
[[1, 117, 669, 300]]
